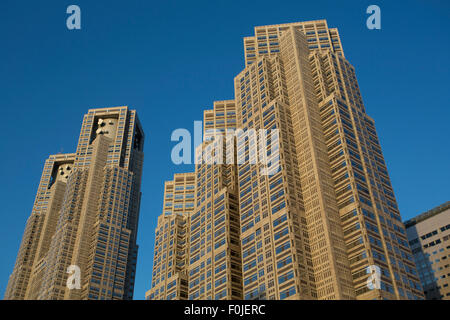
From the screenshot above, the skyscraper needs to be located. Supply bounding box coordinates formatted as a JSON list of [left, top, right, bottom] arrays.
[[5, 106, 144, 300], [147, 20, 425, 300], [146, 172, 195, 300]]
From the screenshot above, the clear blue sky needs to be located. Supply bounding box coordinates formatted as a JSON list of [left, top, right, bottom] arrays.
[[0, 0, 448, 300]]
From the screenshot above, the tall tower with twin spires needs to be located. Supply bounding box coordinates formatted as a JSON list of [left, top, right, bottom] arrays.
[[5, 107, 144, 300]]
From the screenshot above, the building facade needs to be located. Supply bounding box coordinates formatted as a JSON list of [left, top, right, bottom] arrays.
[[187, 101, 243, 300], [147, 19, 424, 300], [147, 101, 244, 300], [146, 173, 195, 300], [5, 107, 144, 300], [405, 201, 450, 300]]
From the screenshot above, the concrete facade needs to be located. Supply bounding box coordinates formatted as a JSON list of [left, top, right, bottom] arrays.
[[405, 202, 450, 299]]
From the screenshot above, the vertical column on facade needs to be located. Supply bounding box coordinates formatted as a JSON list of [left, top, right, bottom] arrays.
[[279, 27, 355, 299], [67, 135, 111, 299], [25, 177, 70, 299], [234, 57, 315, 299], [188, 132, 243, 300]]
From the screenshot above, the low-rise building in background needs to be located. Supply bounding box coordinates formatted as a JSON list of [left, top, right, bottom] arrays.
[[405, 201, 450, 300]]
